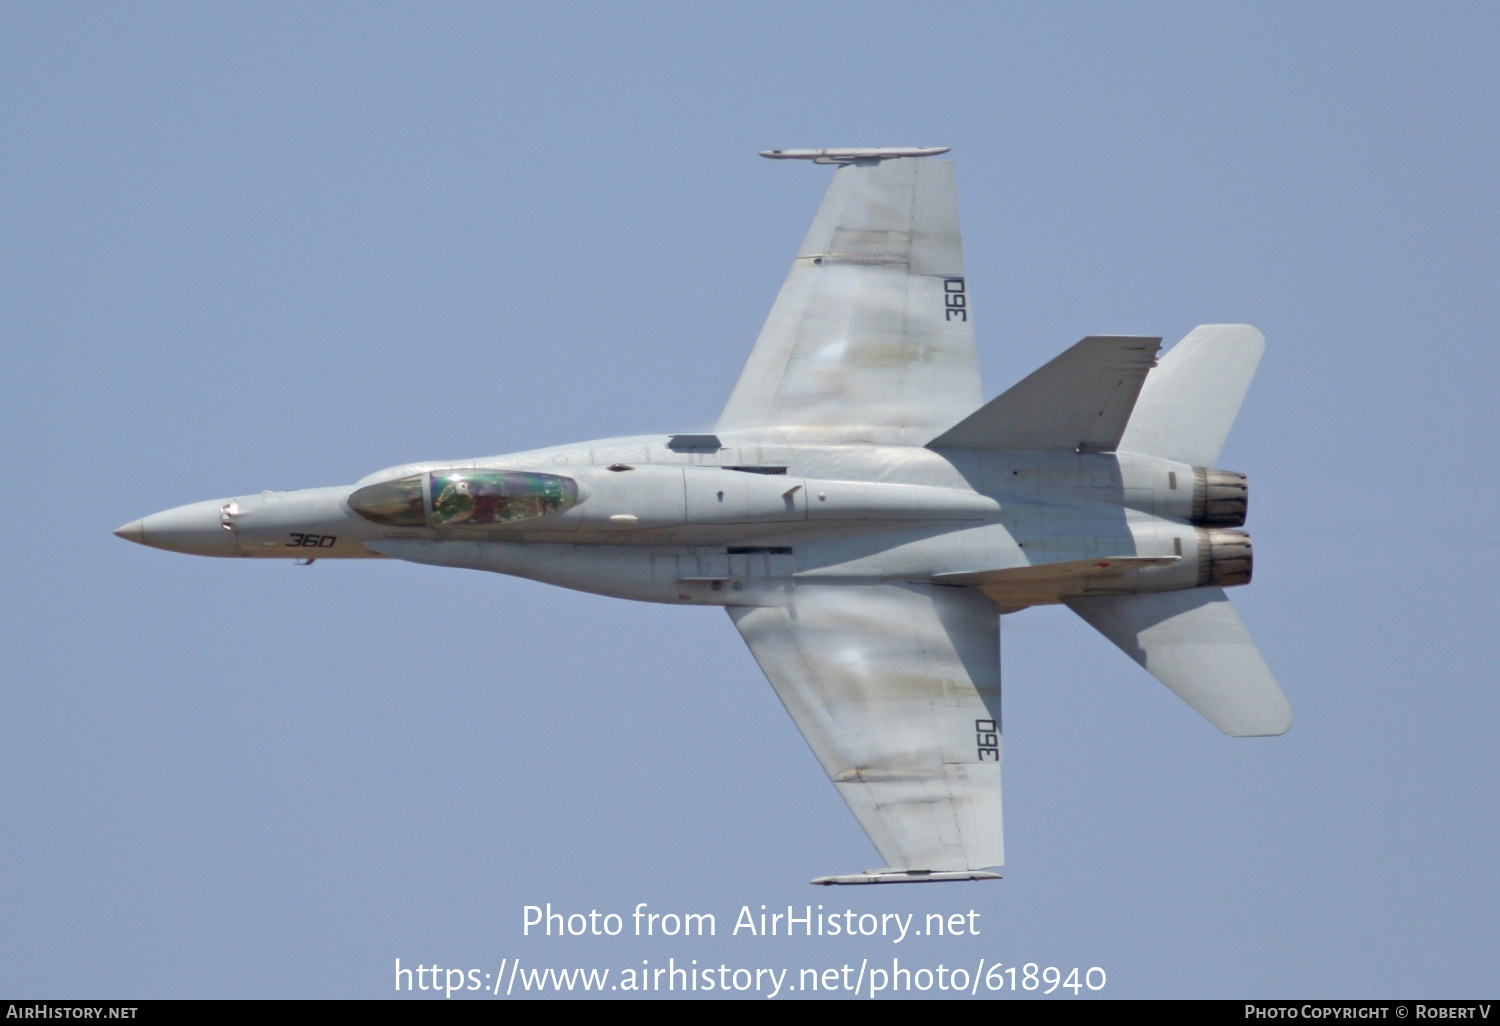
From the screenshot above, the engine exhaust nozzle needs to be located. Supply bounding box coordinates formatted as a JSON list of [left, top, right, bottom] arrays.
[[1197, 528, 1252, 588], [1192, 468, 1248, 527]]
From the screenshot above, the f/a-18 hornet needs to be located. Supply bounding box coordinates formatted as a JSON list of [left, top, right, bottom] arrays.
[[118, 147, 1289, 885]]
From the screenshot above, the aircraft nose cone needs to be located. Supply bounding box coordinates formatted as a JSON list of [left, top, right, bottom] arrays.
[[114, 519, 146, 544], [116, 500, 239, 557]]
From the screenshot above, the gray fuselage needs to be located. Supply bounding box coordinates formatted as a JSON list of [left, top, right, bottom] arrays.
[[118, 428, 1241, 613]]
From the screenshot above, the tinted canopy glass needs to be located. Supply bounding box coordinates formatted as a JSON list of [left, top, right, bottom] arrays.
[[430, 470, 577, 526], [347, 475, 426, 527], [350, 470, 578, 527]]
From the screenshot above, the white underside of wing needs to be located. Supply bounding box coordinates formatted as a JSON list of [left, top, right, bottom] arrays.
[[718, 158, 981, 443], [729, 583, 1002, 872]]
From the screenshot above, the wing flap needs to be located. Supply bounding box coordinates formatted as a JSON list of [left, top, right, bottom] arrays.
[[729, 583, 1003, 871], [928, 335, 1161, 451], [1066, 586, 1291, 736]]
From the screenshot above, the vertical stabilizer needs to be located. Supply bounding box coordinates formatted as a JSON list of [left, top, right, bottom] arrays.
[[1116, 325, 1264, 467]]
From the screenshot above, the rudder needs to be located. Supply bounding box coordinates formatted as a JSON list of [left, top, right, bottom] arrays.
[[1116, 324, 1264, 467]]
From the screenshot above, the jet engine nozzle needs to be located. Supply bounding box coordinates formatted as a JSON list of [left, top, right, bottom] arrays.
[[1196, 528, 1252, 587], [1191, 468, 1248, 527]]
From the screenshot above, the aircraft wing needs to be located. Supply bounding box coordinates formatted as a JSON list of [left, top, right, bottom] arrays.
[[728, 583, 1003, 876], [717, 157, 982, 442]]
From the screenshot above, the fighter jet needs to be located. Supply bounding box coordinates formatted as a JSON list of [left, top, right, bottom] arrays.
[[116, 148, 1289, 885]]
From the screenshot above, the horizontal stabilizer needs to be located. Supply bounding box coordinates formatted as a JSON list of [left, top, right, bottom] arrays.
[[1067, 587, 1290, 736], [928, 336, 1161, 451], [812, 869, 1002, 886], [934, 556, 1177, 612], [1117, 324, 1264, 466]]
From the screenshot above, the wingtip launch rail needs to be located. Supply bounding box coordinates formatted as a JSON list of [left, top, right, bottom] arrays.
[[760, 146, 950, 163], [812, 869, 1003, 886]]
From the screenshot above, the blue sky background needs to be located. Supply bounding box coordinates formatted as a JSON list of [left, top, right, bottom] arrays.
[[3, 2, 1497, 998]]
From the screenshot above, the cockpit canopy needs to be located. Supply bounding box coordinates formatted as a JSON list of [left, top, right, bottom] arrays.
[[348, 470, 579, 528]]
